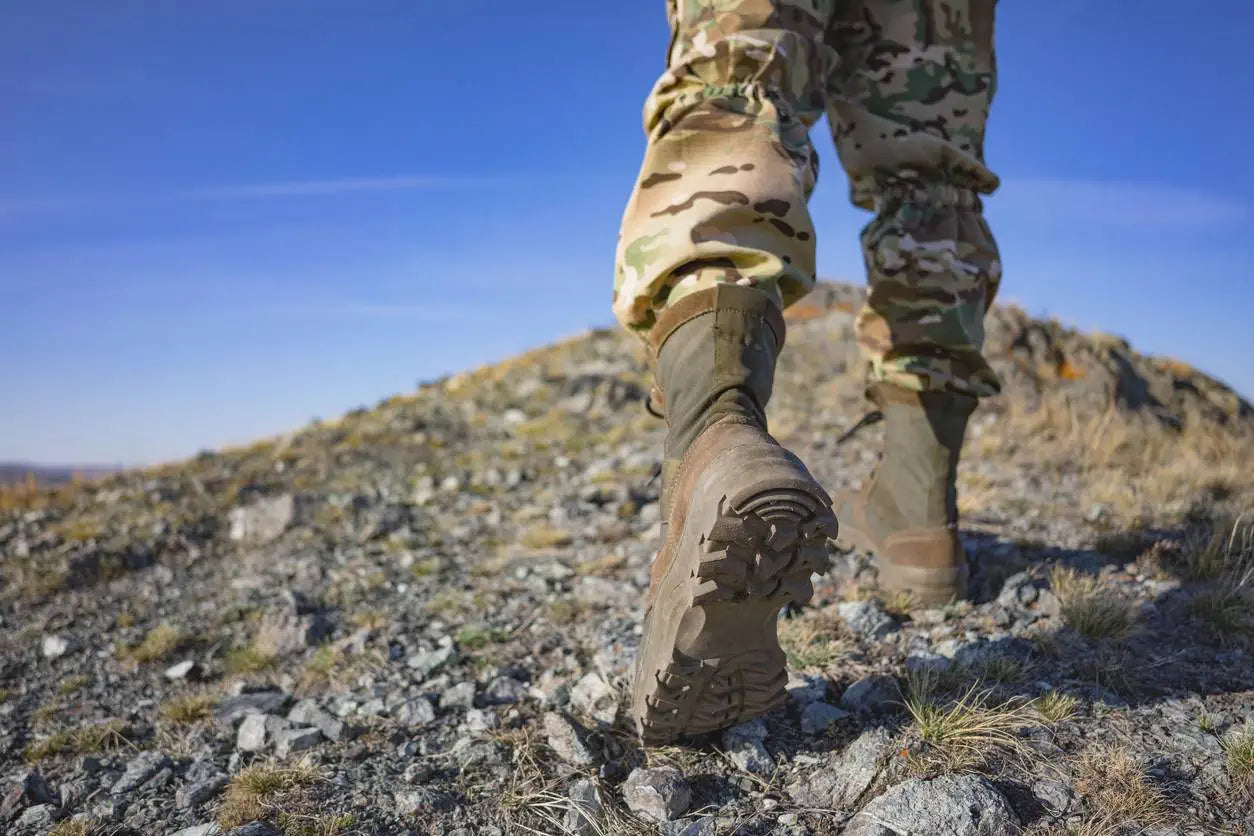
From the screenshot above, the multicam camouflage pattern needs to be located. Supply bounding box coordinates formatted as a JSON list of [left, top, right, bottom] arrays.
[[613, 0, 1003, 397]]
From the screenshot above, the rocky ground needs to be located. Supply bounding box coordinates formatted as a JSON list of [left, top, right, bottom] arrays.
[[2, 282, 1253, 836]]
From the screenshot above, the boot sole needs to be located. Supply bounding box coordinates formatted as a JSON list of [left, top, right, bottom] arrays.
[[632, 465, 837, 745]]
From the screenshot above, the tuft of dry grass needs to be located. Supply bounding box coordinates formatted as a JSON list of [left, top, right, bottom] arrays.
[[1222, 722, 1254, 789], [1049, 566, 1136, 640], [1179, 512, 1254, 581], [216, 757, 325, 829], [48, 820, 96, 836], [225, 645, 279, 676], [1074, 747, 1169, 830], [159, 690, 218, 725], [903, 670, 1045, 773], [1033, 691, 1079, 725], [1187, 581, 1254, 639], [24, 718, 128, 763], [125, 622, 186, 664]]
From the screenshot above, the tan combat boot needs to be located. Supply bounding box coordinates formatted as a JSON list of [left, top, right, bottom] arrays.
[[834, 382, 977, 607], [631, 283, 838, 745]]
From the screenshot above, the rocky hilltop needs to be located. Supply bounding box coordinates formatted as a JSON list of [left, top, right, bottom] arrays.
[[2, 282, 1252, 835]]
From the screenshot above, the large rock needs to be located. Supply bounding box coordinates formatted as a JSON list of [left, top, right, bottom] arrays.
[[236, 714, 290, 752], [841, 675, 901, 713], [111, 750, 172, 794], [407, 644, 456, 679], [176, 775, 228, 810], [1, 770, 57, 820], [801, 701, 849, 735], [788, 727, 893, 810], [543, 712, 596, 766], [394, 697, 437, 728], [722, 718, 773, 775], [843, 774, 1021, 835], [228, 494, 296, 543], [14, 804, 59, 830], [288, 698, 346, 741], [213, 691, 288, 726], [569, 672, 617, 727], [836, 600, 896, 640], [621, 766, 691, 823], [274, 726, 322, 757]]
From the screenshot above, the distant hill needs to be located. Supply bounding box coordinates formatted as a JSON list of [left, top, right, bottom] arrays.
[[0, 463, 119, 485]]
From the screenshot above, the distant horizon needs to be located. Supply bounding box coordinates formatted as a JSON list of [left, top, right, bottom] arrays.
[[7, 275, 1254, 472]]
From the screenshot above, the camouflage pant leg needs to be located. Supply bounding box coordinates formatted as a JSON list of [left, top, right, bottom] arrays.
[[612, 0, 839, 335], [825, 0, 1004, 397]]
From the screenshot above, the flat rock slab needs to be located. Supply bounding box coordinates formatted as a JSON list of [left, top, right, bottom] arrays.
[[788, 727, 893, 810], [844, 774, 1021, 835]]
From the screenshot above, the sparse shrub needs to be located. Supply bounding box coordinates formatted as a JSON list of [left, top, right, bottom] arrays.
[[1223, 722, 1254, 788], [217, 757, 324, 829], [1180, 512, 1254, 581], [1050, 566, 1135, 640], [1074, 747, 1168, 829]]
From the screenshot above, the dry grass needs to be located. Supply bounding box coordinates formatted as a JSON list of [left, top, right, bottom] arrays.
[[1177, 515, 1254, 639], [903, 670, 1045, 773], [276, 813, 358, 836], [296, 642, 384, 696], [974, 390, 1254, 525], [124, 622, 186, 664], [1222, 722, 1254, 789], [519, 522, 573, 550], [57, 674, 90, 696], [1074, 747, 1170, 830], [1049, 567, 1136, 640], [493, 725, 649, 836], [216, 757, 325, 829], [1033, 690, 1079, 725], [225, 645, 279, 676], [159, 689, 218, 725], [778, 610, 846, 670], [24, 718, 129, 763], [48, 820, 96, 836]]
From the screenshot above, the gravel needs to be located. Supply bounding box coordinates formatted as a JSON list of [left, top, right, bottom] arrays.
[[1, 281, 1250, 834]]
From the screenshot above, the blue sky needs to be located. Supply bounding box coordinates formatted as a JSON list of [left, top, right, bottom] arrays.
[[3, 1, 1252, 466]]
